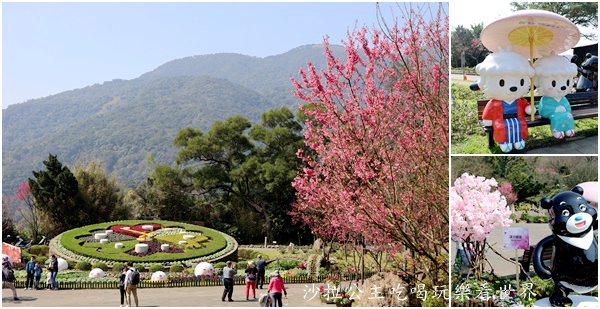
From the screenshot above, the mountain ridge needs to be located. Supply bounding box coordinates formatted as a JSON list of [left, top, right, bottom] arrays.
[[2, 44, 344, 196]]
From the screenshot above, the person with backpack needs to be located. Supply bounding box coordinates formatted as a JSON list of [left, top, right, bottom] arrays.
[[25, 256, 36, 290], [124, 262, 140, 307], [2, 258, 19, 301]]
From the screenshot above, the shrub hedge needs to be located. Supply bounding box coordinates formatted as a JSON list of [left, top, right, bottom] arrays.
[[76, 261, 92, 271], [92, 262, 109, 271]]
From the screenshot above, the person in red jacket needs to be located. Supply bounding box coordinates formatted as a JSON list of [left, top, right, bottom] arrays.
[[267, 270, 287, 307]]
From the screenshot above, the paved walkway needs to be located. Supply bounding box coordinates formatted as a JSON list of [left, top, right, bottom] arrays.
[[525, 134, 598, 154], [2, 283, 327, 307]]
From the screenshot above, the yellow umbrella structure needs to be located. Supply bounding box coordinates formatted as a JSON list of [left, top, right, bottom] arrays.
[[480, 10, 580, 120]]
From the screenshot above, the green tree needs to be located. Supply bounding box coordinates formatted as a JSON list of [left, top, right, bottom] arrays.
[[510, 2, 598, 40], [73, 159, 129, 223], [146, 165, 196, 221], [451, 23, 489, 68], [2, 197, 19, 242], [173, 108, 306, 242], [28, 154, 81, 235], [485, 157, 544, 203]]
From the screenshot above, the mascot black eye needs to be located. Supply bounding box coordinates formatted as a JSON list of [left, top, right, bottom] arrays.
[[520, 79, 525, 86], [552, 80, 556, 87], [499, 79, 505, 87], [562, 209, 570, 217], [579, 204, 587, 211], [566, 79, 570, 86]]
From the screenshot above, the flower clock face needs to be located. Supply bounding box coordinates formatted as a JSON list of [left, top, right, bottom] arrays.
[[60, 220, 235, 265]]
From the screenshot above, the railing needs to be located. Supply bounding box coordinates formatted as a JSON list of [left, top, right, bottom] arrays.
[[11, 271, 378, 290]]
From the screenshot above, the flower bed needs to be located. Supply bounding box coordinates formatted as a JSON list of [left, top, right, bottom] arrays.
[[55, 220, 237, 267]]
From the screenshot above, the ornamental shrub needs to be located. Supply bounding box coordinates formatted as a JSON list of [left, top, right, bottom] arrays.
[[35, 255, 48, 265], [29, 245, 50, 256], [149, 264, 164, 272], [133, 263, 146, 271], [169, 263, 184, 273], [214, 262, 227, 268], [67, 260, 77, 269], [112, 262, 126, 272], [237, 261, 248, 270], [76, 261, 92, 271], [92, 262, 109, 271]]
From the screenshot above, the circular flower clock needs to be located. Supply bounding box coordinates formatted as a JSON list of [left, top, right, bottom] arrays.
[[53, 220, 237, 268]]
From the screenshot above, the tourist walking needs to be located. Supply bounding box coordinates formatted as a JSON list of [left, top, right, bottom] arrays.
[[2, 257, 19, 301], [255, 254, 266, 289], [118, 265, 128, 307], [221, 261, 237, 302], [245, 261, 258, 300], [267, 270, 287, 307], [33, 262, 43, 290], [48, 255, 59, 290], [25, 256, 36, 290], [124, 262, 139, 307]]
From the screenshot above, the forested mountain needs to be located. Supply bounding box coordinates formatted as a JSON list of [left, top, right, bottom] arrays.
[[2, 44, 345, 196]]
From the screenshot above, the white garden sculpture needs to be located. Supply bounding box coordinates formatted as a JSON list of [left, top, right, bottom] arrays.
[[194, 262, 214, 276]]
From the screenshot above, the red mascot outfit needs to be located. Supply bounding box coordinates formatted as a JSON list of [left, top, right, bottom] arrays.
[[482, 98, 529, 144]]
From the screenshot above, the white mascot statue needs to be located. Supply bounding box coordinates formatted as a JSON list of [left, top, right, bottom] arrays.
[[533, 54, 578, 139], [194, 262, 214, 276], [471, 45, 535, 152]]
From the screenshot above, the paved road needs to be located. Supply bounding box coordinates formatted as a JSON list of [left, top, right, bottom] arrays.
[[2, 283, 327, 307]]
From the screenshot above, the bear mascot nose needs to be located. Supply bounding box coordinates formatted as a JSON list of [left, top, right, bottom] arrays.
[[470, 83, 480, 91], [510, 86, 518, 92], [561, 86, 566, 91]]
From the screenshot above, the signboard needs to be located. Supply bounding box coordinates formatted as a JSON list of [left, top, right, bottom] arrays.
[[503, 228, 530, 250], [2, 242, 21, 263]]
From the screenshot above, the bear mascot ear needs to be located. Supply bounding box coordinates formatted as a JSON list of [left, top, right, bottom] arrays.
[[571, 186, 584, 196], [540, 197, 553, 210]]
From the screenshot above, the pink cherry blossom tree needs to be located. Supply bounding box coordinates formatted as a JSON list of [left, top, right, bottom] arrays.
[[450, 173, 512, 278], [291, 3, 448, 287], [497, 181, 518, 208]]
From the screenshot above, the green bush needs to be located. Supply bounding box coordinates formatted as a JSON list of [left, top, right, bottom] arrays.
[[92, 262, 109, 271], [450, 84, 486, 142], [273, 260, 300, 270], [67, 260, 77, 270], [237, 261, 248, 270], [112, 262, 126, 272], [520, 213, 530, 221], [35, 255, 48, 266], [214, 262, 227, 268], [133, 263, 146, 272], [169, 263, 184, 273], [76, 261, 92, 271], [149, 264, 164, 272], [29, 245, 50, 257]]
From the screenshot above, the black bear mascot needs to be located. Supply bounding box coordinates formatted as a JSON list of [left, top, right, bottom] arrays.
[[533, 186, 598, 307]]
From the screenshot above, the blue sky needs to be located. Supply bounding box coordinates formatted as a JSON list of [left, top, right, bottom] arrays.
[[2, 2, 446, 109]]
